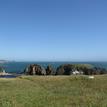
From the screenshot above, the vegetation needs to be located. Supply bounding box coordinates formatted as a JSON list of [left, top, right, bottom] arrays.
[[0, 67, 3, 72], [62, 64, 94, 68], [0, 75, 107, 107]]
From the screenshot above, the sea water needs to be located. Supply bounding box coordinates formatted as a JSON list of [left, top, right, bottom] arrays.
[[0, 62, 107, 74]]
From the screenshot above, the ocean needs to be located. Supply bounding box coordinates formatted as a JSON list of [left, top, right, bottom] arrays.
[[0, 62, 107, 74]]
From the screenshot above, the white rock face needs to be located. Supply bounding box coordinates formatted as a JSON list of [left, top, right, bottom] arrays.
[[72, 70, 80, 75], [0, 69, 10, 76], [88, 76, 94, 79]]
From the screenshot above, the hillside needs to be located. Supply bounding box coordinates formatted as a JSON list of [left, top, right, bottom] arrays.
[[0, 75, 107, 107]]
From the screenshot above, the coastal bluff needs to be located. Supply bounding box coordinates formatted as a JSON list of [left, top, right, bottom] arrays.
[[24, 64, 107, 76], [24, 64, 55, 75]]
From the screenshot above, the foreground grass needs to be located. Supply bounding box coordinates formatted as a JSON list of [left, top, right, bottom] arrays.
[[0, 75, 107, 107]]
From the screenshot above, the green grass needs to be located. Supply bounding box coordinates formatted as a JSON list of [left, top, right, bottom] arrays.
[[0, 75, 107, 107]]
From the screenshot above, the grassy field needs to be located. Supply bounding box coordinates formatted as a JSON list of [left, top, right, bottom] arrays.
[[0, 75, 107, 107]]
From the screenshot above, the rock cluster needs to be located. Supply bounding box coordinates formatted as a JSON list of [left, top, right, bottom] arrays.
[[83, 67, 107, 75], [55, 64, 90, 75], [56, 64, 107, 75], [24, 64, 107, 75], [24, 64, 46, 75]]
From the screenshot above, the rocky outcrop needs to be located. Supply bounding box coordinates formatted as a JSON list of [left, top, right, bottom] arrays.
[[24, 64, 46, 75], [56, 64, 73, 75], [0, 67, 4, 74], [84, 67, 107, 75], [24, 64, 107, 76], [0, 67, 3, 72], [46, 65, 55, 75], [55, 64, 107, 75], [55, 64, 85, 75], [0, 67, 11, 76]]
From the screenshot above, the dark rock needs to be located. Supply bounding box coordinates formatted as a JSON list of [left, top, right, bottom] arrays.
[[82, 67, 107, 75], [46, 65, 55, 75], [24, 64, 46, 75], [56, 64, 74, 75], [0, 67, 3, 72], [100, 68, 107, 74], [55, 64, 107, 75], [24, 64, 107, 76]]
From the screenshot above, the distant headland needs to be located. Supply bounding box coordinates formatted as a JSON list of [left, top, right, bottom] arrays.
[[0, 60, 15, 64], [0, 60, 9, 64]]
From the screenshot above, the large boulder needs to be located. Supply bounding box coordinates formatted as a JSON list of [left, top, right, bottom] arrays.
[[24, 64, 46, 75]]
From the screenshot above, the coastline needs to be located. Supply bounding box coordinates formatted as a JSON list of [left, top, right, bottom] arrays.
[[1, 61, 107, 74]]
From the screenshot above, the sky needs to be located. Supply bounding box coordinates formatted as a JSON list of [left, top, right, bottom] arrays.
[[0, 0, 107, 61]]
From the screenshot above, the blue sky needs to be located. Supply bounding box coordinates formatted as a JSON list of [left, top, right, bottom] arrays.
[[0, 0, 107, 61]]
